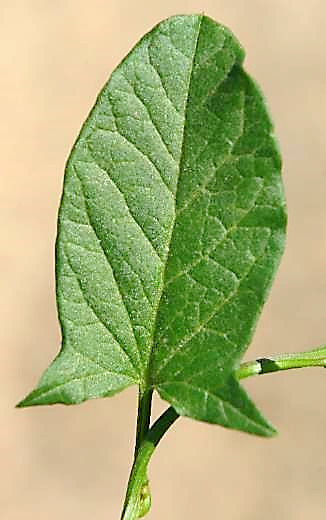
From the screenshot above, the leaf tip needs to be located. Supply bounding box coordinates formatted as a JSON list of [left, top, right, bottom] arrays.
[[16, 390, 39, 408], [16, 384, 55, 408], [252, 409, 278, 438], [261, 423, 278, 439]]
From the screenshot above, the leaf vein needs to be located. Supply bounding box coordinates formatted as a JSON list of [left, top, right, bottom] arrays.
[[83, 144, 165, 262], [67, 170, 143, 373], [121, 68, 178, 161], [106, 96, 175, 195], [146, 47, 181, 114], [62, 247, 139, 375]]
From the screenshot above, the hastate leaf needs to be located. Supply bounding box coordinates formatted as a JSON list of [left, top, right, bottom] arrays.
[[19, 15, 286, 436]]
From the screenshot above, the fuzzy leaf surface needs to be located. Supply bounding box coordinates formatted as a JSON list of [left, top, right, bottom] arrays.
[[19, 15, 286, 436]]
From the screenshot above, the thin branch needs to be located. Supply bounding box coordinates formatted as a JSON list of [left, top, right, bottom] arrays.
[[236, 345, 326, 380]]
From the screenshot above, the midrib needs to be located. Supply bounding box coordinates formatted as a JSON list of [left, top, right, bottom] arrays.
[[143, 15, 204, 390]]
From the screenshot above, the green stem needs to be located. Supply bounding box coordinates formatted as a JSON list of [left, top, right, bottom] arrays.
[[121, 344, 326, 519], [126, 388, 153, 519], [135, 389, 153, 456], [236, 345, 326, 380], [121, 407, 179, 520]]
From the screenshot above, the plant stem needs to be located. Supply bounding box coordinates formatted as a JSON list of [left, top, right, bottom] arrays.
[[120, 344, 326, 519], [121, 407, 179, 520], [236, 345, 326, 380], [135, 389, 153, 456], [125, 388, 153, 519]]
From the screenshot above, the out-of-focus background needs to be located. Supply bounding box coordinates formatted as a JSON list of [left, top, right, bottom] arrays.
[[2, 1, 326, 519]]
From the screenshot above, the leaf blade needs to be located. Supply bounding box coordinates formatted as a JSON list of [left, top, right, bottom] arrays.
[[20, 15, 286, 435]]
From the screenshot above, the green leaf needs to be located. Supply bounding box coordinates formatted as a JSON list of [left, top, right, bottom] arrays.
[[19, 15, 286, 436]]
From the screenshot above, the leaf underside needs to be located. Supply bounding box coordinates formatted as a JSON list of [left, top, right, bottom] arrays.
[[19, 15, 286, 437]]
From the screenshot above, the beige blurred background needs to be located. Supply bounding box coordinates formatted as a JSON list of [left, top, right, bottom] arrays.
[[2, 1, 326, 519]]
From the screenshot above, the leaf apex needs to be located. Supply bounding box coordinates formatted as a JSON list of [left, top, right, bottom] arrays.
[[257, 420, 278, 438], [16, 393, 37, 408], [16, 387, 46, 408]]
